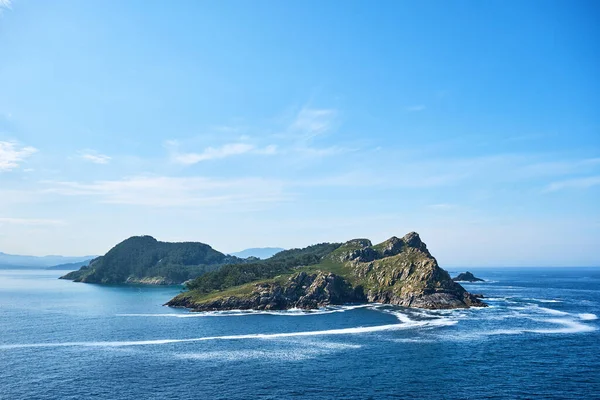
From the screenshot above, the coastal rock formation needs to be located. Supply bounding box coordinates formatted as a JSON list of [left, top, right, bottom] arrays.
[[452, 271, 485, 282], [167, 232, 487, 311], [167, 271, 365, 311]]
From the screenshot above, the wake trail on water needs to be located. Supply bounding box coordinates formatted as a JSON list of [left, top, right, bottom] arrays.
[[0, 312, 457, 350], [2, 299, 596, 350]]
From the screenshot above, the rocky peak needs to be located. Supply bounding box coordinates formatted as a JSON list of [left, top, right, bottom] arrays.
[[345, 239, 372, 248], [375, 236, 404, 257], [401, 232, 428, 252]]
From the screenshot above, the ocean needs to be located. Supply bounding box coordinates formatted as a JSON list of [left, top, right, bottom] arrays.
[[0, 267, 598, 399]]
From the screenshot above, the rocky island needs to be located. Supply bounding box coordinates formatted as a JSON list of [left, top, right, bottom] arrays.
[[452, 271, 485, 282], [167, 232, 486, 311], [60, 236, 244, 285]]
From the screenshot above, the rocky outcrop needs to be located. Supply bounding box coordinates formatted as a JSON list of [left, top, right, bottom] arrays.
[[166, 271, 364, 311], [452, 271, 485, 282], [351, 233, 485, 309], [166, 232, 487, 311], [125, 276, 178, 285]]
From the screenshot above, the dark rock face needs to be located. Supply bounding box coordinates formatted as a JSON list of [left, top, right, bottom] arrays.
[[367, 288, 484, 309], [376, 236, 404, 257], [167, 271, 365, 311], [452, 271, 485, 282], [401, 232, 429, 253]]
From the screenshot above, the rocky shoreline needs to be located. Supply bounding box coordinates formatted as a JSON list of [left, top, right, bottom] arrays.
[[166, 232, 487, 311]]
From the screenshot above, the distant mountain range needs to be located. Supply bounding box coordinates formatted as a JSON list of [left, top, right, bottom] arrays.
[[0, 252, 97, 269], [229, 247, 285, 259], [45, 260, 94, 271]]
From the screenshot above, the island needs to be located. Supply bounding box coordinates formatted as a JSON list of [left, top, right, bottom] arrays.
[[452, 271, 485, 282], [60, 235, 245, 285], [166, 232, 487, 311]]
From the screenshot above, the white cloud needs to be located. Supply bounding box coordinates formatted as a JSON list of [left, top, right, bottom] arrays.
[[277, 106, 349, 157], [0, 217, 66, 226], [289, 107, 337, 139], [0, 0, 12, 10], [406, 105, 426, 112], [168, 142, 276, 165], [0, 141, 37, 171], [545, 176, 600, 192], [42, 176, 288, 207], [256, 144, 278, 155], [78, 150, 111, 164]]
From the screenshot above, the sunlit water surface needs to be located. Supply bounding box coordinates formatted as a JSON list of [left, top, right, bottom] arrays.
[[1, 267, 598, 399]]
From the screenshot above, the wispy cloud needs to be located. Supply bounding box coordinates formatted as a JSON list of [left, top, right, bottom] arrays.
[[0, 217, 66, 226], [0, 141, 37, 171], [545, 176, 600, 192], [289, 107, 337, 139], [406, 105, 426, 112], [78, 150, 111, 164], [255, 144, 278, 155], [167, 141, 276, 165], [42, 176, 288, 207], [279, 106, 354, 158], [294, 153, 600, 190], [0, 0, 12, 10], [520, 158, 600, 178]]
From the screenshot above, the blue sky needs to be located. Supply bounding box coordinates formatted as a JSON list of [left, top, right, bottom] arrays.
[[0, 0, 598, 266]]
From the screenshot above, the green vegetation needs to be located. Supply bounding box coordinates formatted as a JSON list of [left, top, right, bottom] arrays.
[[61, 235, 243, 284], [184, 242, 341, 293], [167, 232, 485, 311]]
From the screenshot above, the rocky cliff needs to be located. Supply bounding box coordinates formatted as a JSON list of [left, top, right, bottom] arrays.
[[166, 232, 486, 311], [168, 271, 365, 311]]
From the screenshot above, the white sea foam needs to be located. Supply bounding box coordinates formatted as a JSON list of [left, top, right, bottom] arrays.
[[434, 318, 596, 341], [526, 318, 596, 334], [1, 308, 461, 351], [117, 304, 373, 318], [389, 311, 458, 329], [519, 298, 563, 303], [578, 313, 598, 320], [392, 338, 437, 343], [174, 341, 361, 362], [536, 307, 570, 316], [175, 349, 316, 362], [0, 320, 443, 350]]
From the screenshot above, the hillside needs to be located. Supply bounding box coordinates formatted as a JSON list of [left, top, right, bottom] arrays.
[[60, 236, 244, 284], [167, 232, 486, 311]]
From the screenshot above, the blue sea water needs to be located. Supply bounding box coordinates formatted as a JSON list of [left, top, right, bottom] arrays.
[[0, 268, 599, 399]]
